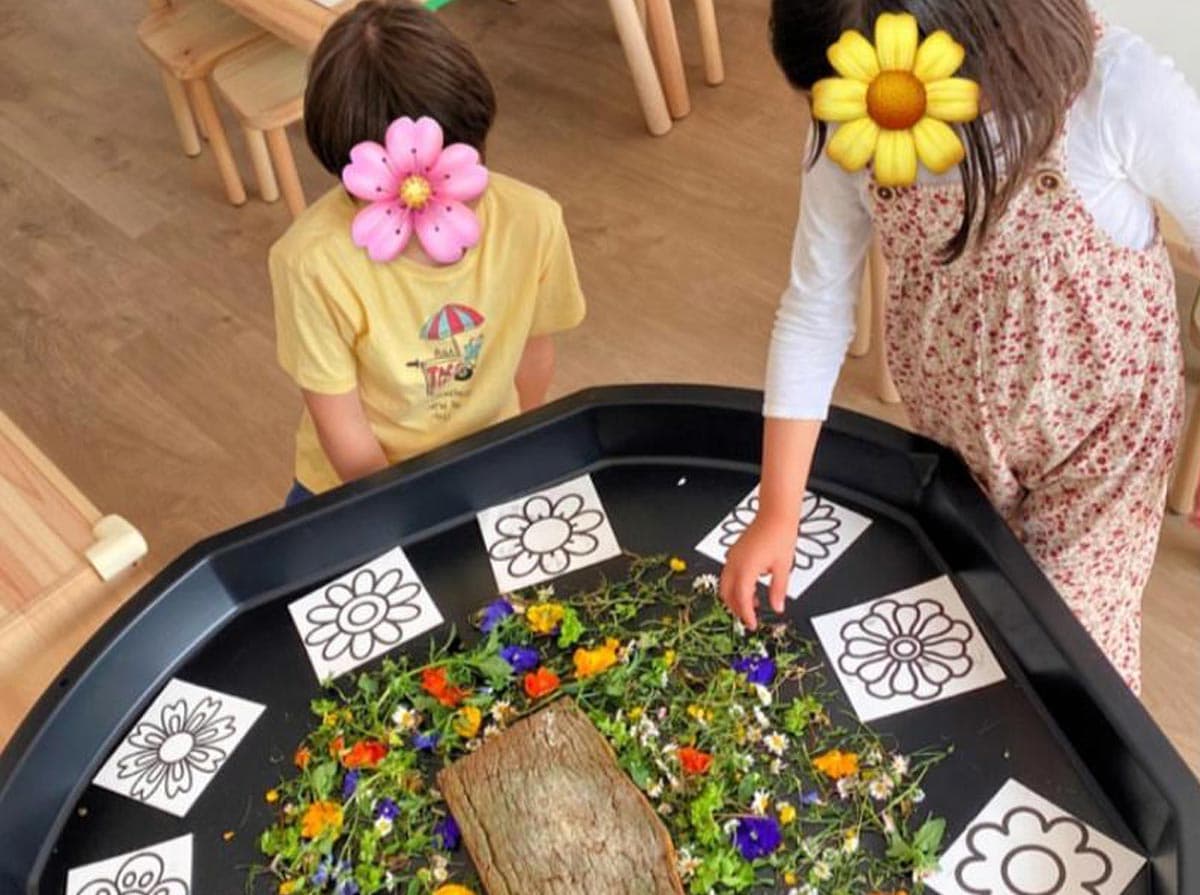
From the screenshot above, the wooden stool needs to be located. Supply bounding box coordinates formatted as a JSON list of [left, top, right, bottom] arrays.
[[137, 0, 264, 205], [643, 0, 726, 120], [213, 35, 309, 217]]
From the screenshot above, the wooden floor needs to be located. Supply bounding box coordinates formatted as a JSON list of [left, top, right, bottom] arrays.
[[0, 0, 1195, 771]]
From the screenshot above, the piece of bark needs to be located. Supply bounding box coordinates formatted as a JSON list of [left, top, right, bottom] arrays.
[[438, 698, 685, 895]]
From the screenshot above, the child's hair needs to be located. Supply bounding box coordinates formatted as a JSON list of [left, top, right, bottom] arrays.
[[770, 0, 1095, 260], [304, 0, 496, 175]]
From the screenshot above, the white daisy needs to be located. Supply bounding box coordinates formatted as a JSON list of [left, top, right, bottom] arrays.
[[751, 789, 772, 815], [391, 705, 420, 731], [676, 848, 702, 879], [535, 584, 556, 599], [746, 726, 763, 745], [430, 854, 449, 882], [692, 573, 719, 594], [482, 724, 501, 739], [764, 732, 789, 757], [770, 758, 785, 775], [754, 684, 773, 706], [489, 700, 517, 726], [753, 707, 771, 728], [647, 780, 664, 799], [812, 861, 833, 882], [836, 776, 859, 799], [891, 754, 910, 777], [911, 787, 926, 804], [375, 817, 393, 836], [869, 776, 895, 801], [733, 619, 746, 637]]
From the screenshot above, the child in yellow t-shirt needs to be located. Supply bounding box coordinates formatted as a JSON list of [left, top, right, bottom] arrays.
[[270, 0, 586, 503]]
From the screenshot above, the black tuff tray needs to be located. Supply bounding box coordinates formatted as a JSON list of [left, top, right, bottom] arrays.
[[1, 385, 1196, 894]]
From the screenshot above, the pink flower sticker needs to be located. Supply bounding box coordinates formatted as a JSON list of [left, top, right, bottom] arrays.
[[341, 116, 489, 265]]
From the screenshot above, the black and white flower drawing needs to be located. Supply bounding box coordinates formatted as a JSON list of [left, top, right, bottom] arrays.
[[304, 566, 425, 663], [837, 598, 974, 700], [115, 696, 235, 802], [955, 806, 1112, 895], [488, 492, 606, 579], [718, 493, 844, 571], [77, 851, 190, 895]]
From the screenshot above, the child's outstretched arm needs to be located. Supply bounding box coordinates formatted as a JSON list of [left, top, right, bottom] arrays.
[[303, 388, 389, 484]]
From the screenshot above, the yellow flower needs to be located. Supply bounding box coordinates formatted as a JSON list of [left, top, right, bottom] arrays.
[[778, 802, 797, 826], [526, 602, 565, 635], [265, 789, 280, 804], [686, 704, 712, 724], [813, 748, 860, 780], [433, 887, 477, 895], [669, 557, 687, 573], [300, 801, 344, 839], [784, 871, 798, 885], [453, 705, 483, 739], [322, 711, 339, 728], [812, 12, 979, 186], [279, 882, 299, 895], [574, 638, 620, 679], [628, 706, 644, 721], [663, 649, 677, 667]]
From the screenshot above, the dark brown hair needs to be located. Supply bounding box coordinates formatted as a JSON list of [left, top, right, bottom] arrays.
[[305, 0, 496, 174], [770, 0, 1095, 260]]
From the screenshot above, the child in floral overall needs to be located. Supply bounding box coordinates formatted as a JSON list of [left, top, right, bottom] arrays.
[[721, 0, 1200, 693]]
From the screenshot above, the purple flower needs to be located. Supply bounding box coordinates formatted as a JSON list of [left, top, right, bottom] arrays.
[[337, 882, 359, 895], [732, 655, 776, 686], [311, 857, 333, 886], [434, 814, 461, 851], [341, 770, 360, 800], [800, 790, 822, 807], [732, 816, 782, 860], [480, 598, 515, 632], [500, 644, 539, 673], [376, 798, 400, 821], [412, 731, 440, 752]]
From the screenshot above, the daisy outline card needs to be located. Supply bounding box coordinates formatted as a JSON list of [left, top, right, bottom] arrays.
[[811, 576, 1005, 722], [927, 779, 1145, 895], [477, 473, 621, 592], [66, 833, 193, 895], [695, 486, 871, 599], [92, 680, 264, 818], [289, 545, 444, 681]]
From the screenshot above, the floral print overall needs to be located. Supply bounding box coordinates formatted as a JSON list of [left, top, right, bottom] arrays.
[[870, 123, 1184, 694]]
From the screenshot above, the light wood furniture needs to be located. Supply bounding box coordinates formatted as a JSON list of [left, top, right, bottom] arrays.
[[216, 0, 351, 50], [138, 0, 265, 206], [213, 34, 309, 216], [1167, 290, 1200, 516], [0, 412, 149, 750], [643, 0, 726, 123]]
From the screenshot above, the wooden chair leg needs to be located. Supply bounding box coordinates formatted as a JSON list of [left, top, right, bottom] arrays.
[[692, 0, 725, 85], [159, 70, 201, 157], [849, 261, 872, 357], [186, 78, 246, 206], [867, 237, 902, 404], [606, 0, 672, 136], [244, 127, 280, 203], [1167, 391, 1200, 516], [265, 128, 306, 218], [644, 0, 691, 119]]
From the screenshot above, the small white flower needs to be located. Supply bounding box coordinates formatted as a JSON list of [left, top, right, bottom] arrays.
[[881, 812, 897, 835], [676, 848, 702, 879], [736, 752, 754, 771], [764, 731, 789, 757], [751, 789, 771, 815], [490, 700, 517, 726], [430, 854, 449, 882], [375, 817, 393, 836], [754, 684, 773, 706], [753, 707, 770, 728], [770, 758, 785, 775], [647, 780, 664, 799], [722, 818, 741, 835], [692, 573, 719, 594], [466, 738, 482, 752], [661, 742, 678, 756], [869, 776, 895, 801], [746, 726, 763, 744], [799, 885, 819, 895], [755, 642, 770, 657], [729, 704, 746, 718], [836, 776, 859, 799], [843, 830, 860, 853], [482, 724, 501, 739], [658, 802, 674, 815], [891, 754, 910, 777], [864, 747, 883, 766], [733, 619, 746, 637], [911, 787, 926, 804], [668, 774, 683, 791], [812, 861, 832, 882], [391, 705, 420, 730], [535, 584, 555, 599]]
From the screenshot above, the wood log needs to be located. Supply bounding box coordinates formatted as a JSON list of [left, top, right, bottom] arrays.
[[438, 698, 685, 895]]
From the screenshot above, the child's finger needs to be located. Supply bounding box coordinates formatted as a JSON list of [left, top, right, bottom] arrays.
[[735, 570, 759, 631], [768, 558, 788, 614]]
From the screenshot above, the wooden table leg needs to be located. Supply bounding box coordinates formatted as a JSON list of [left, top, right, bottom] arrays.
[[186, 78, 247, 206], [607, 0, 672, 136], [266, 128, 307, 218], [160, 70, 201, 157], [693, 0, 725, 85], [645, 0, 690, 119]]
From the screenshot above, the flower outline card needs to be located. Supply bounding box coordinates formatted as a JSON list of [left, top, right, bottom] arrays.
[[477, 474, 622, 592], [927, 779, 1145, 895], [811, 576, 1005, 722], [92, 681, 264, 818], [289, 546, 444, 681], [66, 834, 193, 895], [695, 487, 871, 599]]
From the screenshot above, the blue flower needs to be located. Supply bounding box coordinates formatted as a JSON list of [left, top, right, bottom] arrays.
[[434, 814, 461, 851], [732, 655, 776, 686], [480, 598, 515, 632], [312, 857, 333, 886], [376, 798, 400, 821], [341, 770, 360, 800], [412, 731, 440, 752], [800, 789, 822, 806], [337, 881, 359, 895], [500, 644, 540, 673], [732, 815, 782, 860]]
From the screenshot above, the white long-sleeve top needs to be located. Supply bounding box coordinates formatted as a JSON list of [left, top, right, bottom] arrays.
[[764, 26, 1200, 420]]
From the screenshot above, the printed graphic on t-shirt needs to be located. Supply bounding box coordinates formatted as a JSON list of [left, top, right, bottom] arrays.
[[407, 303, 486, 422]]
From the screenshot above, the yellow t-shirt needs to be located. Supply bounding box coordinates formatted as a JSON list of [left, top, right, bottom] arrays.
[[270, 173, 586, 493]]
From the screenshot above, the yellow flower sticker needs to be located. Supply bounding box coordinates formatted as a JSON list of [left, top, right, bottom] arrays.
[[812, 12, 980, 186], [526, 602, 565, 636]]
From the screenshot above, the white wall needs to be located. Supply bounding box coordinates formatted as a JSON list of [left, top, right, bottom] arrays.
[[1092, 0, 1200, 88]]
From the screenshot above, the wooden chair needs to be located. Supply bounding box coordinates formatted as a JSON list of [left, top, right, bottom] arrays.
[[213, 35, 309, 217], [137, 0, 264, 205]]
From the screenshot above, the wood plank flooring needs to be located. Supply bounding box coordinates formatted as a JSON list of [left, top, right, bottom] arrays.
[[0, 0, 1195, 772]]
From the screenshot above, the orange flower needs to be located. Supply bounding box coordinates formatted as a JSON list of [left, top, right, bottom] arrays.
[[678, 746, 713, 775], [328, 736, 346, 758], [813, 749, 859, 780], [293, 746, 311, 770], [524, 666, 560, 699], [300, 801, 344, 838], [573, 638, 620, 679], [422, 667, 468, 708], [343, 739, 388, 769]]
